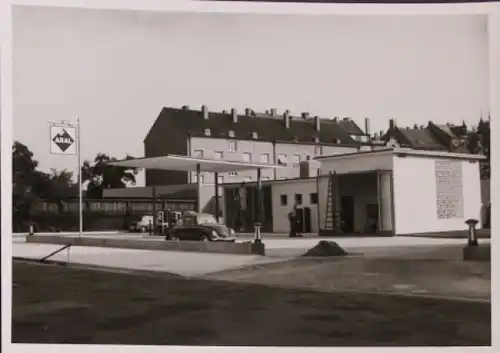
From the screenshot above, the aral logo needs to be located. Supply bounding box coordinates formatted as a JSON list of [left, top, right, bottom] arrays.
[[52, 129, 75, 152]]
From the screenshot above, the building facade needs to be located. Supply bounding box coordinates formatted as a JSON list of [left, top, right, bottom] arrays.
[[220, 148, 484, 235], [144, 105, 369, 186]]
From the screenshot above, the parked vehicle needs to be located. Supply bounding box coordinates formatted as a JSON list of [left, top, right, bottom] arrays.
[[165, 212, 236, 242], [128, 215, 154, 233]]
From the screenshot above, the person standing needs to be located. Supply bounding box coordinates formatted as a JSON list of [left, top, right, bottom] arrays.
[[293, 204, 303, 237], [288, 208, 297, 238]]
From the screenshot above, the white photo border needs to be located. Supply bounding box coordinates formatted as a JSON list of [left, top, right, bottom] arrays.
[[2, 1, 499, 353]]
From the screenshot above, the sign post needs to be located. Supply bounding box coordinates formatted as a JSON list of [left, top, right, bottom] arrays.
[[49, 120, 82, 236]]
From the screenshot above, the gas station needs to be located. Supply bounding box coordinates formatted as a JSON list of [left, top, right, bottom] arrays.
[[108, 154, 284, 243]]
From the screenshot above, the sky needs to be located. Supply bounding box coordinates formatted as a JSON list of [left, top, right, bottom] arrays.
[[12, 6, 489, 186]]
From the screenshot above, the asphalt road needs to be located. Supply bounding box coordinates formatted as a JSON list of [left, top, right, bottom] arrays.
[[12, 261, 491, 346]]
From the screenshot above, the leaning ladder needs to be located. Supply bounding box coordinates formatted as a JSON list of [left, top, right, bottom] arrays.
[[324, 171, 340, 233]]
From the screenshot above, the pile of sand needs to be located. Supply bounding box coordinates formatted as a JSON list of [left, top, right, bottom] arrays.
[[302, 240, 348, 257]]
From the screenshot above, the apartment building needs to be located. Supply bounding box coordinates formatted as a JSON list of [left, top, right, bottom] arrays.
[[381, 118, 471, 153], [144, 105, 369, 186]]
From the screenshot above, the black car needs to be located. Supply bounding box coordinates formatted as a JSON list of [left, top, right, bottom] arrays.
[[165, 212, 236, 242]]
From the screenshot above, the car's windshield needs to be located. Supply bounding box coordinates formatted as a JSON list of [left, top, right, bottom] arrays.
[[179, 215, 197, 226], [197, 214, 218, 225]]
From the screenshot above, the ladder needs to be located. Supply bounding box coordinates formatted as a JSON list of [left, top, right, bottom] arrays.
[[324, 171, 339, 232]]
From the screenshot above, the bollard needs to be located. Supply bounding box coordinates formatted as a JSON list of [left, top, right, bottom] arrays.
[[465, 218, 479, 247], [253, 223, 262, 244], [149, 219, 153, 236], [29, 224, 34, 236]]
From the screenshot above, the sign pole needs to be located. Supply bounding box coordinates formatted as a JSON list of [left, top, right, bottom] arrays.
[[77, 117, 83, 237], [50, 120, 81, 235]]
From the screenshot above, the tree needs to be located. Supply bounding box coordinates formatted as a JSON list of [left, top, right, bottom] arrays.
[[12, 141, 81, 230], [81, 153, 140, 198], [466, 117, 490, 179], [12, 141, 47, 230], [46, 169, 78, 199]]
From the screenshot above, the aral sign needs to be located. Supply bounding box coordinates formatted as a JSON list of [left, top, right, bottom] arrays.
[[50, 123, 77, 155]]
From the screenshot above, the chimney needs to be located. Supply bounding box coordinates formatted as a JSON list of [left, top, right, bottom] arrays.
[[301, 112, 310, 119], [182, 105, 190, 110], [245, 108, 251, 116], [284, 110, 290, 129], [389, 119, 395, 130], [270, 108, 277, 116], [201, 105, 209, 120], [231, 108, 238, 123], [413, 124, 418, 129], [364, 117, 370, 135], [314, 116, 320, 132], [222, 109, 229, 115]]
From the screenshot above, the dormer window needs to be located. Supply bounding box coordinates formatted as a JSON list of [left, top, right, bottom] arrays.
[[251, 132, 258, 139], [204, 128, 211, 136], [228, 130, 235, 138]]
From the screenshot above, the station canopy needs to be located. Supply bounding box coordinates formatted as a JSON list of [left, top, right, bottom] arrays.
[[108, 154, 285, 173]]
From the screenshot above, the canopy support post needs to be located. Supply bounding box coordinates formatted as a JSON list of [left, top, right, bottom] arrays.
[[196, 163, 202, 214], [214, 172, 220, 223], [254, 167, 263, 244]]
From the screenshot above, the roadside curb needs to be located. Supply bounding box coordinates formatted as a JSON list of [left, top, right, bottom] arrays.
[[197, 276, 491, 304], [12, 257, 182, 279]]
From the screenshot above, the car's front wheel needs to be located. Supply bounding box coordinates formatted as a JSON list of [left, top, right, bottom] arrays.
[[166, 232, 178, 241]]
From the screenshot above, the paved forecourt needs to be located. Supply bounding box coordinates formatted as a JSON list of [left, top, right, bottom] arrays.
[[11, 231, 486, 276]]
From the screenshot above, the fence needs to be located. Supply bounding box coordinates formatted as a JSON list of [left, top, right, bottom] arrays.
[[31, 198, 196, 215], [15, 198, 196, 232]]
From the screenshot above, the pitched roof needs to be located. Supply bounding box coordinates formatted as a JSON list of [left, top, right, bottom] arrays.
[[145, 107, 362, 147], [382, 126, 446, 151], [433, 124, 458, 139], [336, 117, 365, 135]]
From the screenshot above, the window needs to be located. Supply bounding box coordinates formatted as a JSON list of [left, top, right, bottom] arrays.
[[295, 193, 303, 205], [193, 149, 204, 158], [217, 175, 224, 184], [229, 172, 238, 177], [293, 154, 301, 164], [252, 132, 258, 139], [192, 174, 204, 183], [214, 151, 223, 160], [260, 153, 270, 164], [310, 193, 318, 204], [228, 130, 235, 138], [277, 153, 287, 165], [280, 194, 288, 206], [306, 155, 311, 160], [242, 152, 252, 162], [243, 176, 252, 182], [204, 128, 211, 136], [228, 140, 237, 152]]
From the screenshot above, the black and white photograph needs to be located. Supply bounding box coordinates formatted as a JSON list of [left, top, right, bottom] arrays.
[[4, 0, 497, 349]]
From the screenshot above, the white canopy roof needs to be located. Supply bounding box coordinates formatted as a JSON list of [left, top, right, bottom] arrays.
[[108, 154, 285, 173]]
